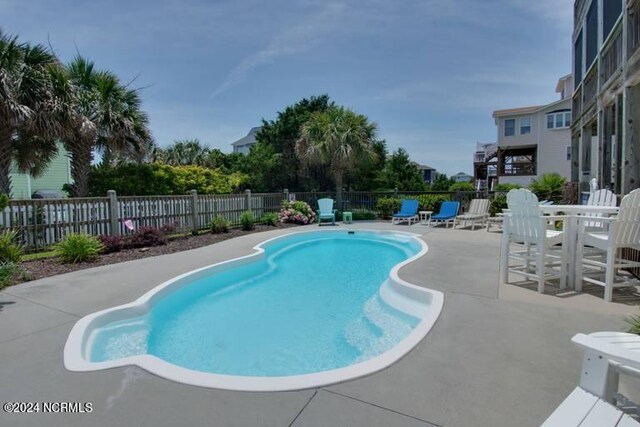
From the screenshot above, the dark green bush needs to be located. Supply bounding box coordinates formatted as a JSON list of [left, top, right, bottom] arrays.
[[494, 183, 521, 191], [54, 233, 104, 263], [448, 182, 475, 192], [210, 216, 231, 234], [529, 173, 566, 203], [261, 212, 278, 226], [0, 230, 23, 263], [490, 193, 507, 216], [375, 197, 401, 219], [240, 211, 255, 231], [351, 209, 377, 220], [0, 194, 8, 211], [627, 312, 640, 335], [0, 262, 18, 289]]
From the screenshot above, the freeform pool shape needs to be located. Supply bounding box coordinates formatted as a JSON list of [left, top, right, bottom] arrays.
[[64, 229, 443, 391]]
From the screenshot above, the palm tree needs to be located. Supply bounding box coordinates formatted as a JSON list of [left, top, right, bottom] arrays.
[[297, 107, 377, 209], [62, 56, 151, 197], [160, 139, 210, 166], [0, 30, 65, 195]]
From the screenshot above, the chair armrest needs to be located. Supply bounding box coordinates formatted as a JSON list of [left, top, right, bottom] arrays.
[[572, 333, 640, 372]]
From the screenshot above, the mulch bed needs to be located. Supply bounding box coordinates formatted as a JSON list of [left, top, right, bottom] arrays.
[[11, 224, 299, 286]]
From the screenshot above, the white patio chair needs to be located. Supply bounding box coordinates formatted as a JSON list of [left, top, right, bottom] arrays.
[[500, 189, 568, 293], [542, 332, 640, 426], [575, 189, 640, 302], [454, 199, 490, 230], [584, 189, 618, 230]]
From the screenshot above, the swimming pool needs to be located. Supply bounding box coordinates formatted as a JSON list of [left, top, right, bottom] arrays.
[[64, 230, 443, 391]]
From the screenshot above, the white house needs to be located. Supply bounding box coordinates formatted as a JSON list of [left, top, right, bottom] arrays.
[[231, 127, 261, 154], [491, 74, 573, 187]]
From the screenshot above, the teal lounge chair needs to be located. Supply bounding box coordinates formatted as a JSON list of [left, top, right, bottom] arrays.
[[392, 199, 420, 225], [317, 198, 336, 226], [430, 201, 460, 228]]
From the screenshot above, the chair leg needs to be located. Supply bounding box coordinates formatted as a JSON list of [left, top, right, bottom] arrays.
[[575, 232, 584, 291], [537, 243, 545, 294], [500, 234, 509, 283], [604, 247, 615, 302]]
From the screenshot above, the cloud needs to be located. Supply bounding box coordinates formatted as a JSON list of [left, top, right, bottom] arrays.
[[210, 2, 346, 99]]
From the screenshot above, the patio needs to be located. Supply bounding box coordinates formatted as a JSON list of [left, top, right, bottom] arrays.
[[0, 222, 637, 427]]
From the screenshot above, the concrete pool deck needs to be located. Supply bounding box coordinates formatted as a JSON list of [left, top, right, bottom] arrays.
[[0, 222, 638, 427]]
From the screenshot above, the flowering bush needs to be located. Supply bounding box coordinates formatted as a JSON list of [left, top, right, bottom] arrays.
[[279, 201, 316, 225]]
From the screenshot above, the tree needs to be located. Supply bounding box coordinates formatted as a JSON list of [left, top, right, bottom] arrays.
[[159, 139, 209, 166], [62, 56, 151, 197], [430, 173, 453, 191], [256, 94, 334, 190], [377, 148, 425, 191], [529, 173, 566, 203], [346, 139, 388, 191], [297, 106, 377, 208], [0, 30, 66, 195]]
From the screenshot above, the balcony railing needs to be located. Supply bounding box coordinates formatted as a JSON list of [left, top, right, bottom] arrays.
[[629, 0, 640, 58], [573, 86, 583, 119], [583, 65, 598, 109], [601, 27, 623, 86], [500, 162, 536, 176], [474, 152, 486, 163]]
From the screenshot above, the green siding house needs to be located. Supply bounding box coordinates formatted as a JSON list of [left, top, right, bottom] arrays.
[[9, 144, 72, 199]]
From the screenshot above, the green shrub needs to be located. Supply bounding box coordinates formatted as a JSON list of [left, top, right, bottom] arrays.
[[0, 194, 8, 211], [409, 194, 451, 212], [529, 173, 566, 203], [490, 193, 507, 216], [0, 230, 23, 263], [0, 262, 18, 289], [494, 183, 521, 192], [240, 211, 255, 231], [261, 212, 279, 226], [626, 312, 640, 335], [375, 197, 401, 219], [351, 209, 377, 220], [210, 216, 230, 234], [448, 182, 475, 192], [54, 233, 104, 263]]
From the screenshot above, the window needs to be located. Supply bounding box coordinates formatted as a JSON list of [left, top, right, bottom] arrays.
[[520, 118, 531, 135], [546, 110, 571, 129], [566, 146, 572, 161], [603, 0, 623, 41], [504, 119, 515, 137], [574, 31, 583, 84], [586, 1, 598, 68], [547, 115, 554, 129]]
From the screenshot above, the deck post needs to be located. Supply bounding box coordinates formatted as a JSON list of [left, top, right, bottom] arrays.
[[107, 190, 119, 236], [393, 188, 398, 198], [245, 189, 252, 213], [190, 189, 199, 235], [283, 188, 289, 202]]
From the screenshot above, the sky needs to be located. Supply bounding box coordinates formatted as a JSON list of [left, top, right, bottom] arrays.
[[1, 0, 573, 176]]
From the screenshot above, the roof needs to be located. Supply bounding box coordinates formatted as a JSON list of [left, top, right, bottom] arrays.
[[231, 127, 261, 147], [492, 105, 543, 118], [413, 162, 436, 170], [453, 172, 472, 177]]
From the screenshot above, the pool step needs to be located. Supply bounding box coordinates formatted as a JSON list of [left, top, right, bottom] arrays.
[[344, 294, 415, 361]]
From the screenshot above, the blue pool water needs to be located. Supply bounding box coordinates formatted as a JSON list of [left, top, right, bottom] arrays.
[[90, 231, 423, 376]]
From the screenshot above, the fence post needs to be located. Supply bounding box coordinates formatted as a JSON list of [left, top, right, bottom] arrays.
[[107, 190, 119, 236], [393, 188, 398, 198], [245, 189, 252, 213], [190, 189, 199, 235], [283, 188, 289, 202]]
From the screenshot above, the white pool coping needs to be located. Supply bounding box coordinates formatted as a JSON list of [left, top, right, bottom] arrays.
[[64, 228, 444, 391]]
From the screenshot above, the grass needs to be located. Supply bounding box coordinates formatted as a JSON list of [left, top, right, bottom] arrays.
[[22, 250, 58, 261]]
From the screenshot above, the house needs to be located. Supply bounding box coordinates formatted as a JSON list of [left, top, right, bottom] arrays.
[[451, 172, 473, 183], [571, 0, 640, 195], [473, 142, 498, 190], [491, 74, 573, 187], [9, 143, 72, 199], [413, 163, 438, 184], [231, 127, 261, 154]]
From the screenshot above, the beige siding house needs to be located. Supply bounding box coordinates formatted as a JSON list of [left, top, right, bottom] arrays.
[[491, 75, 573, 187]]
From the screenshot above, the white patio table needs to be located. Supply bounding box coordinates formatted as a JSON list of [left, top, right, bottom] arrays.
[[538, 205, 619, 289]]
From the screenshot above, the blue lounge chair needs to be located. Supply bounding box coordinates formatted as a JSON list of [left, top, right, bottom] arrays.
[[317, 198, 336, 226], [392, 199, 420, 225], [430, 201, 460, 228]]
